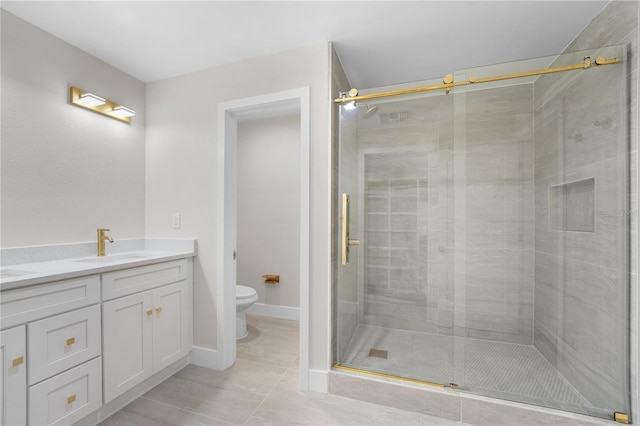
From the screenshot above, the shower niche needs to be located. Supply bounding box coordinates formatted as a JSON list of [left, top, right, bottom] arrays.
[[335, 44, 630, 422], [549, 178, 596, 232]]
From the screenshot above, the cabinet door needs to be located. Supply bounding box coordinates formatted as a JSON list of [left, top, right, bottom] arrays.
[[102, 291, 153, 403], [0, 326, 26, 426], [152, 281, 190, 372]]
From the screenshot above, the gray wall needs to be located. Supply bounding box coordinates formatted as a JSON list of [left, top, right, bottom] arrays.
[[1, 11, 146, 247], [533, 0, 638, 413], [459, 84, 535, 344], [146, 43, 332, 366], [237, 116, 301, 309], [357, 95, 456, 335]]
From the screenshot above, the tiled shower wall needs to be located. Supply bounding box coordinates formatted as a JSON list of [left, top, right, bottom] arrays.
[[357, 85, 535, 345], [458, 84, 535, 344], [533, 0, 638, 413], [358, 94, 455, 336]]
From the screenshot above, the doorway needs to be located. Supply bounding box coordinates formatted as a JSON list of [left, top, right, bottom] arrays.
[[217, 88, 311, 389]]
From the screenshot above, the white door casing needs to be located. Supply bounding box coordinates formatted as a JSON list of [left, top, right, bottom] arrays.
[[217, 88, 310, 389]]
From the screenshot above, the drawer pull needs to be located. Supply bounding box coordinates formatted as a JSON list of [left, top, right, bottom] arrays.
[[67, 394, 76, 404], [12, 356, 24, 367], [146, 309, 153, 316], [66, 337, 75, 346], [156, 307, 163, 314]]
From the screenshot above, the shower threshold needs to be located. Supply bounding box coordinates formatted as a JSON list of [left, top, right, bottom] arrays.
[[333, 364, 446, 388]]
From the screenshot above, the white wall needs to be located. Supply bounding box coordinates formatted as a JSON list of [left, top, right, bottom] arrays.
[[145, 44, 331, 370], [0, 11, 146, 247], [237, 116, 300, 309]]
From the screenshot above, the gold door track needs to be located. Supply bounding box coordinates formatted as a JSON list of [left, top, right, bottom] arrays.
[[333, 365, 445, 388], [335, 56, 621, 104]]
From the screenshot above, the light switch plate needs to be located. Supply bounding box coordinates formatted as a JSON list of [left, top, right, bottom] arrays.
[[173, 213, 181, 229]]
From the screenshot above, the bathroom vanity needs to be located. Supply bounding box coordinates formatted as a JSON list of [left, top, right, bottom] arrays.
[[0, 239, 196, 426]]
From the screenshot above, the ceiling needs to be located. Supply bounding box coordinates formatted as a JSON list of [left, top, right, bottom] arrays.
[[1, 1, 609, 90]]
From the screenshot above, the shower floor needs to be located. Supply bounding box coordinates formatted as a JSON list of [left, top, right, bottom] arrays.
[[340, 324, 594, 413]]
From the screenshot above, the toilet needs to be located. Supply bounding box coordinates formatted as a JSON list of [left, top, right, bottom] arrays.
[[236, 285, 258, 339]]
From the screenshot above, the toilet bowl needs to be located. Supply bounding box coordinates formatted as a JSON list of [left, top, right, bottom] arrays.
[[236, 285, 258, 339]]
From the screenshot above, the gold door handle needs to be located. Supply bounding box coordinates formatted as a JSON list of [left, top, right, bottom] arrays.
[[66, 337, 75, 346], [341, 193, 360, 265], [146, 309, 153, 316], [156, 307, 162, 314], [67, 394, 76, 404], [12, 356, 24, 367]]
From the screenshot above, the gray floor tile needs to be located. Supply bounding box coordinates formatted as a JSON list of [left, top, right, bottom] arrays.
[[249, 369, 461, 426], [143, 372, 266, 424], [101, 314, 467, 426], [236, 316, 300, 368], [98, 396, 229, 426]]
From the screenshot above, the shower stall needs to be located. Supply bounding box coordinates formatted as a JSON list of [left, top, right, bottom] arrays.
[[335, 45, 631, 422]]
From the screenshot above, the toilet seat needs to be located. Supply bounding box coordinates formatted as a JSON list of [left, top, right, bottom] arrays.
[[236, 285, 257, 300]]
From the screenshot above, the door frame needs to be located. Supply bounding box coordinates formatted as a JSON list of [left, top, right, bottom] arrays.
[[217, 87, 311, 389]]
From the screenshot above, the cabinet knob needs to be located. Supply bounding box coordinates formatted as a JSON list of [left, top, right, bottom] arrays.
[[156, 307, 163, 314], [67, 394, 76, 404], [146, 309, 153, 317], [12, 356, 24, 367], [66, 337, 75, 346]]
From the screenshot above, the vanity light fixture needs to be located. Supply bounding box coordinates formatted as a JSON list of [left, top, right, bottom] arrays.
[[110, 105, 136, 118], [69, 86, 136, 123], [76, 92, 105, 107]]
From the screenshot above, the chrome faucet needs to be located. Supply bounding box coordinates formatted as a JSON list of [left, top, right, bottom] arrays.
[[97, 228, 114, 256]]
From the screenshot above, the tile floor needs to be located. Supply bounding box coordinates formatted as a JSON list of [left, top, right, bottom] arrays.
[[100, 315, 464, 425]]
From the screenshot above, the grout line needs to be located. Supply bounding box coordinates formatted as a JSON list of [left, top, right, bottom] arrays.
[[138, 395, 234, 425], [236, 352, 299, 370], [240, 317, 301, 425], [242, 358, 296, 425]]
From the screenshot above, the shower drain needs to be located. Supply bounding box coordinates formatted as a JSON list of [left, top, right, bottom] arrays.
[[368, 348, 388, 359]]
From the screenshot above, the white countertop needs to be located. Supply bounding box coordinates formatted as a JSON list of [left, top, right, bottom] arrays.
[[0, 239, 197, 291]]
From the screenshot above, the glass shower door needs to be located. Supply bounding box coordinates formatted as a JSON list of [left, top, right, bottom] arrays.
[[335, 44, 630, 422], [452, 45, 630, 420], [336, 92, 457, 387]]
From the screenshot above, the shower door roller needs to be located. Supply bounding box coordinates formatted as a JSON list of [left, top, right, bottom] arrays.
[[341, 193, 360, 265]]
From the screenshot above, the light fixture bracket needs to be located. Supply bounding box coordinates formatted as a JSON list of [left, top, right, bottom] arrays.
[[69, 86, 135, 123]]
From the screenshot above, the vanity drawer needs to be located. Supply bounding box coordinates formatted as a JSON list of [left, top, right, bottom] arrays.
[[102, 259, 189, 301], [28, 304, 101, 385], [28, 357, 102, 426], [1, 275, 100, 330]]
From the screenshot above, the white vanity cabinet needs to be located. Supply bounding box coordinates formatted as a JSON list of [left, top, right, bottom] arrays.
[[102, 259, 191, 403], [0, 275, 102, 426], [1, 248, 194, 426], [0, 326, 27, 426]]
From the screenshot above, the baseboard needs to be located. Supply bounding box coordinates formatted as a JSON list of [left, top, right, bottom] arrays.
[[248, 302, 300, 321], [308, 368, 329, 393], [190, 345, 222, 370]]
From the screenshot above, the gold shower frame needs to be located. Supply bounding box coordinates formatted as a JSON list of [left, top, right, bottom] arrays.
[[334, 56, 621, 104]]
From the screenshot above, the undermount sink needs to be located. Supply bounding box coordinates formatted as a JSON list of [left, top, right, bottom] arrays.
[[0, 269, 36, 279], [73, 253, 150, 264]]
